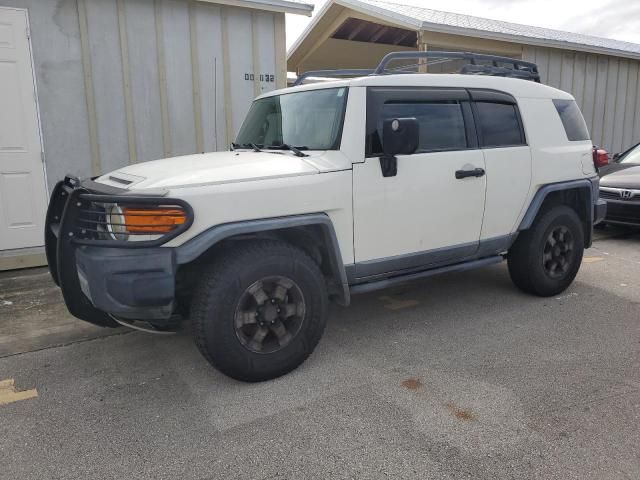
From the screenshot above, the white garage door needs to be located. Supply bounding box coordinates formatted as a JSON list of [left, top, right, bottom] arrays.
[[0, 7, 47, 251]]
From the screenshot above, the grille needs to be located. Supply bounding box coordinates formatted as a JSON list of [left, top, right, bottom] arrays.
[[606, 202, 640, 224], [599, 190, 620, 200]]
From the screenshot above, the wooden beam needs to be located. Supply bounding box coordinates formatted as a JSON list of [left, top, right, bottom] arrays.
[[392, 29, 413, 46], [346, 19, 367, 40], [370, 25, 389, 43]]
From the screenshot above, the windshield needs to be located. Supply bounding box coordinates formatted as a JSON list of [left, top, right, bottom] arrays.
[[235, 87, 348, 151], [619, 144, 640, 164]]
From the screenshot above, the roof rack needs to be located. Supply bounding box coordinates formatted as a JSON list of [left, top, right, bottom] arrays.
[[292, 69, 375, 86], [292, 51, 540, 86]]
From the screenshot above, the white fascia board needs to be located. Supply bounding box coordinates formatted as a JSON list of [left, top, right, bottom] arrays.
[[200, 0, 313, 16], [287, 0, 338, 59]]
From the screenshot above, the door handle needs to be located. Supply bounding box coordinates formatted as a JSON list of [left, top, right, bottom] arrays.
[[455, 168, 485, 179]]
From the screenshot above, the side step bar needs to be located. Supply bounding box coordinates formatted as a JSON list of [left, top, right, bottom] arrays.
[[349, 256, 504, 295]]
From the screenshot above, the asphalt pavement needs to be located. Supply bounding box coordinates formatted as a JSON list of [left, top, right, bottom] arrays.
[[0, 227, 639, 479]]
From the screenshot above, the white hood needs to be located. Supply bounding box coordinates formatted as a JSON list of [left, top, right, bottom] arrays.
[[95, 150, 328, 190]]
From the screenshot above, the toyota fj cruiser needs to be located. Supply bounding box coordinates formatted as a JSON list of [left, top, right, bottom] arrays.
[[46, 52, 606, 381]]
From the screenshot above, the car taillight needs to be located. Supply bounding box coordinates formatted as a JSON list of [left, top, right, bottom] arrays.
[[593, 147, 609, 169]]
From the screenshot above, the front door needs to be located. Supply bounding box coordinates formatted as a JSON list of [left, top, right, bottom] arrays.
[[0, 7, 48, 251], [352, 87, 486, 278]]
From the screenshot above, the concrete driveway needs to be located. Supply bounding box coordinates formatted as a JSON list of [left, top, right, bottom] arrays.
[[1, 228, 639, 479]]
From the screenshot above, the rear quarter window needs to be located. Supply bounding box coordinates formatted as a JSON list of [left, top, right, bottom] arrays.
[[553, 99, 590, 141], [475, 102, 526, 148]]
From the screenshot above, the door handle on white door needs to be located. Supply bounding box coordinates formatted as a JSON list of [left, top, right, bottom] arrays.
[[455, 168, 485, 179]]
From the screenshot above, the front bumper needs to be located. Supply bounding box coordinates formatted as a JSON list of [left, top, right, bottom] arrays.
[[75, 246, 176, 322], [45, 176, 192, 327], [603, 199, 640, 226]]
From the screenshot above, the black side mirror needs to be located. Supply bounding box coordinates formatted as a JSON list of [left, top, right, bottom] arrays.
[[380, 117, 419, 177]]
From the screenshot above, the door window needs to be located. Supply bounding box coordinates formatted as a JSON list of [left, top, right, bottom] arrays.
[[368, 101, 468, 155]]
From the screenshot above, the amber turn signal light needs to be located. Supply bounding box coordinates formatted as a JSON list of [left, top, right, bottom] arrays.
[[122, 207, 187, 234]]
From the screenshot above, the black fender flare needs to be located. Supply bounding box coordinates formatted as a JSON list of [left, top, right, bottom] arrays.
[[175, 214, 350, 305], [518, 178, 599, 247]]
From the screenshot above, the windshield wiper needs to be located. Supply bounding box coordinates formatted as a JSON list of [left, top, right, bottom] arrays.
[[231, 142, 263, 152], [266, 144, 309, 157]]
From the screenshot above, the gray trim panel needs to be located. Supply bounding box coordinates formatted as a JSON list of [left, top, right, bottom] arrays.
[[349, 234, 516, 283], [350, 256, 503, 295], [175, 214, 350, 305], [476, 234, 518, 257], [353, 241, 478, 280]]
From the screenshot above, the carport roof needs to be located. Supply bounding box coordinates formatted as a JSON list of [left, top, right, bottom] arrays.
[[289, 0, 640, 60]]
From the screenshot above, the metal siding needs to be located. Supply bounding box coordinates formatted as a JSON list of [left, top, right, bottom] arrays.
[[560, 52, 574, 93], [582, 55, 598, 138], [592, 56, 610, 148], [521, 45, 534, 64], [612, 59, 629, 154], [633, 65, 640, 148], [161, 0, 197, 156], [534, 47, 550, 85], [124, 0, 165, 162], [572, 53, 586, 107], [85, 0, 129, 173], [226, 7, 255, 136], [256, 12, 277, 96], [602, 58, 619, 152], [623, 62, 639, 150], [547, 50, 562, 88], [194, 2, 225, 152]]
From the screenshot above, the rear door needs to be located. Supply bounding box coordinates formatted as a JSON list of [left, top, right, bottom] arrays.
[[0, 7, 48, 251], [469, 90, 531, 240], [352, 87, 487, 278]]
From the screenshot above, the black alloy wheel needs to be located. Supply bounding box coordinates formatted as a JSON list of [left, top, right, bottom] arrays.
[[234, 276, 306, 354], [542, 226, 575, 279]]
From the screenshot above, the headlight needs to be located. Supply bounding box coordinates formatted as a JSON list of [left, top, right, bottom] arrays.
[[106, 205, 129, 240]]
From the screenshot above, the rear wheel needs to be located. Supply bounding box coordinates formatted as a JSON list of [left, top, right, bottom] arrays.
[[508, 205, 584, 297], [191, 239, 328, 382]]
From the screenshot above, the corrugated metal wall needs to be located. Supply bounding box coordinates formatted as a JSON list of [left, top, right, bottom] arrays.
[[3, 0, 286, 190], [523, 46, 640, 154]]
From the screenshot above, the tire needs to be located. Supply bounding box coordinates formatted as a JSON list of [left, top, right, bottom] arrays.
[[508, 205, 584, 297], [191, 239, 328, 382]]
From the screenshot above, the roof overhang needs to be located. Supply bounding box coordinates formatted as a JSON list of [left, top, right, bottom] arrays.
[[288, 0, 640, 65], [288, 0, 419, 68], [200, 0, 313, 16]]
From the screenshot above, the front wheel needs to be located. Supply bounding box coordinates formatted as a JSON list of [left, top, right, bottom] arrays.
[[508, 205, 585, 297], [191, 240, 328, 382]]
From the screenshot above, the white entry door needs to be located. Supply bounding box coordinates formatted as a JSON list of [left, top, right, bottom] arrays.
[[0, 7, 47, 251]]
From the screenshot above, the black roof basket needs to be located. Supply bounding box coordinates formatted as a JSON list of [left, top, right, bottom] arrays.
[[292, 51, 540, 86], [292, 69, 375, 86]]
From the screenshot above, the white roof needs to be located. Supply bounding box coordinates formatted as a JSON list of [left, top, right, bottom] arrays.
[[291, 0, 640, 60]]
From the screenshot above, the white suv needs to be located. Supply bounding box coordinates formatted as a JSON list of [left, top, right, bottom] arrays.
[[46, 52, 606, 381]]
